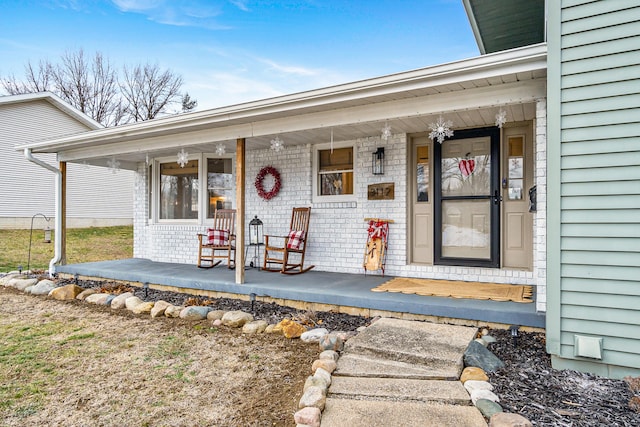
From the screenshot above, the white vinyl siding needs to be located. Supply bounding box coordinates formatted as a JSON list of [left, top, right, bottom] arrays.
[[0, 98, 133, 227], [550, 1, 640, 376]]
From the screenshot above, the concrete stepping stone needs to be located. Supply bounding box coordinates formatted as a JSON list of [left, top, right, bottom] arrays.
[[320, 398, 487, 427], [335, 353, 461, 380], [328, 376, 472, 405]]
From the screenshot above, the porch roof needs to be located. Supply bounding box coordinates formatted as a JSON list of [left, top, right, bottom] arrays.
[[56, 258, 545, 328], [17, 44, 546, 170]]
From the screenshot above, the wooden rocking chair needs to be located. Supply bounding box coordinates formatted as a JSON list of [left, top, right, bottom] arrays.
[[197, 209, 236, 269], [263, 207, 314, 274]]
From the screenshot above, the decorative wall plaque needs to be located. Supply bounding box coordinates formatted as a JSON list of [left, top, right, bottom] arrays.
[[367, 182, 395, 200]]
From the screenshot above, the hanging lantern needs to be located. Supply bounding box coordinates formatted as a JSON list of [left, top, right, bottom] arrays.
[[372, 147, 385, 175], [44, 225, 52, 243]]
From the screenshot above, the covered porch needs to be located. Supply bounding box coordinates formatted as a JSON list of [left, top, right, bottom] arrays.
[[56, 258, 545, 328]]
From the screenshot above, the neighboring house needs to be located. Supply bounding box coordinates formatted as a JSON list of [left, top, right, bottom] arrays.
[[17, 0, 640, 379], [0, 92, 133, 228]]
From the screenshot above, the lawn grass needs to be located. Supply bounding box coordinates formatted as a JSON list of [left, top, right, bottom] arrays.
[[0, 226, 132, 272]]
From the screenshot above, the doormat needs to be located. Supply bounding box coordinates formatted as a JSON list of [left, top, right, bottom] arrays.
[[371, 277, 533, 303]]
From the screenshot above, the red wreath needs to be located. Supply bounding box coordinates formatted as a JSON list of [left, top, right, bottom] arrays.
[[255, 166, 281, 200]]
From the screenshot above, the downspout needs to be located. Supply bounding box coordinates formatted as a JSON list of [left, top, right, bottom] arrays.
[[24, 148, 62, 277]]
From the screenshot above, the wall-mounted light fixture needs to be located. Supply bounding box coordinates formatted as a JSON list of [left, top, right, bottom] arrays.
[[372, 147, 385, 175]]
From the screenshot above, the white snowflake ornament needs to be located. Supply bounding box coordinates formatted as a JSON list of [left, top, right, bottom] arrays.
[[495, 108, 507, 128], [381, 122, 392, 141], [429, 115, 454, 143], [215, 143, 226, 156], [270, 136, 284, 152], [177, 148, 189, 168]]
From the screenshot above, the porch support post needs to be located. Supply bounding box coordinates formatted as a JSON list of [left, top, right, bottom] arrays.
[[235, 138, 246, 284], [59, 161, 67, 265]]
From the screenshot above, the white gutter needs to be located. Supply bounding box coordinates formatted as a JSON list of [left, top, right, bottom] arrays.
[[24, 149, 62, 277]]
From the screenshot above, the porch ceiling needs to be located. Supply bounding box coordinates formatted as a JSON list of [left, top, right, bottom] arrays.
[[18, 44, 547, 169]]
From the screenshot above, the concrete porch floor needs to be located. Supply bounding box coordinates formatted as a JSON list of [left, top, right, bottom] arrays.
[[56, 258, 545, 329]]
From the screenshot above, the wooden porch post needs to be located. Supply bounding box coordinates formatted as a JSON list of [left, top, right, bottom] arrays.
[[59, 161, 67, 265], [235, 138, 245, 284]]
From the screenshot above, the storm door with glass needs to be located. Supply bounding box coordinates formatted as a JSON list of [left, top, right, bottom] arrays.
[[434, 127, 500, 267]]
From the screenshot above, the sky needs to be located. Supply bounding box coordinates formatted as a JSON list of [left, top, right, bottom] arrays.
[[0, 0, 480, 111]]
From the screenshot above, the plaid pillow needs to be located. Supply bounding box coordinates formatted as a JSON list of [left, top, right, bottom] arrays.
[[287, 230, 305, 250], [207, 228, 229, 246]]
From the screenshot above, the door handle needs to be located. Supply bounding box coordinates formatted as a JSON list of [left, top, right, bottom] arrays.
[[493, 190, 503, 205]]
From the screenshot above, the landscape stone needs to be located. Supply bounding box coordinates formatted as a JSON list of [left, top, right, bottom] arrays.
[[300, 328, 329, 343], [85, 293, 112, 305], [264, 324, 277, 333], [318, 333, 344, 351], [475, 338, 489, 347], [207, 310, 226, 321], [110, 292, 134, 309], [0, 273, 22, 286], [313, 367, 331, 387], [319, 350, 339, 362], [293, 407, 321, 427], [298, 386, 326, 410], [164, 305, 184, 318], [132, 301, 154, 315], [222, 310, 254, 327], [48, 283, 83, 299], [464, 340, 505, 372], [150, 300, 171, 318], [242, 320, 268, 334], [76, 288, 97, 300], [29, 280, 57, 296], [279, 319, 307, 339], [475, 399, 503, 419], [11, 278, 38, 291], [105, 295, 116, 306], [304, 375, 328, 392], [311, 359, 336, 375], [180, 306, 211, 320], [460, 367, 489, 383], [125, 296, 144, 311], [482, 335, 497, 344], [489, 412, 533, 427], [464, 380, 494, 393], [470, 388, 500, 405], [212, 319, 222, 327]]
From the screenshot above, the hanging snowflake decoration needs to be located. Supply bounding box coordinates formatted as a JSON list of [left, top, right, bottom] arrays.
[[428, 115, 454, 143], [107, 157, 120, 174], [381, 122, 392, 141], [145, 153, 150, 165], [270, 136, 284, 152], [177, 148, 189, 168], [215, 143, 226, 156], [495, 108, 507, 128]]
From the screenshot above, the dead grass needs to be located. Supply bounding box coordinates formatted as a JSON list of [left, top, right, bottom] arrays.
[[0, 287, 316, 426], [0, 226, 132, 272]]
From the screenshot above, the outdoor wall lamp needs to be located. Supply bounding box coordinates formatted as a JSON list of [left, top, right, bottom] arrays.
[[372, 147, 385, 175]]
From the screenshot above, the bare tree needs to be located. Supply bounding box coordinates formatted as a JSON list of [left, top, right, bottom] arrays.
[[120, 63, 183, 122], [2, 60, 53, 94], [1, 49, 194, 126]]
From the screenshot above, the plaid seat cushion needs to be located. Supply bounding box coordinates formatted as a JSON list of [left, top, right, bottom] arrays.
[[287, 230, 305, 250], [207, 228, 229, 246]]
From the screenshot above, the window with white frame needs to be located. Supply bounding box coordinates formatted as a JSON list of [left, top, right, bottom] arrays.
[[151, 155, 235, 223], [159, 159, 199, 220], [312, 142, 356, 202]]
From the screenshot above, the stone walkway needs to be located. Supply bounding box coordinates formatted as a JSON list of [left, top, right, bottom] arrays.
[[320, 318, 488, 427]]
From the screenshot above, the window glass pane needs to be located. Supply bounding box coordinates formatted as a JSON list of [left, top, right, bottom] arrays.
[[320, 172, 353, 195], [442, 199, 491, 259], [416, 145, 429, 202], [507, 136, 524, 200], [318, 147, 353, 196], [441, 137, 491, 197], [160, 160, 199, 220], [319, 147, 352, 172], [207, 158, 233, 217]]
